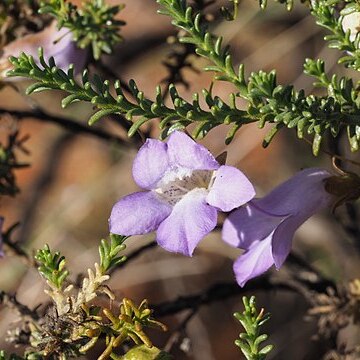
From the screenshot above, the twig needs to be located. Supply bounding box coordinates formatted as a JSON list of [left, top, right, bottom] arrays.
[[0, 290, 39, 320], [152, 277, 287, 317], [152, 273, 336, 318], [0, 108, 133, 147], [161, 42, 197, 98], [164, 308, 197, 353], [2, 222, 33, 265]]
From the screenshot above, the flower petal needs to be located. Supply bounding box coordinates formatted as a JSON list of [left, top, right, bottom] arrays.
[[207, 165, 255, 212], [167, 131, 219, 170], [0, 22, 87, 76], [254, 168, 331, 216], [271, 215, 303, 269], [53, 37, 87, 73], [109, 191, 172, 235], [222, 203, 285, 249], [132, 139, 170, 189], [233, 236, 274, 287], [156, 189, 217, 256]]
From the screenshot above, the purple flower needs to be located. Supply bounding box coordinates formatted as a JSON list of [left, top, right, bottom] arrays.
[[0, 217, 4, 257], [222, 168, 333, 287], [110, 131, 255, 256], [1, 21, 87, 79]]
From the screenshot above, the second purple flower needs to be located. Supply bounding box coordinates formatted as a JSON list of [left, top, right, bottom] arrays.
[[110, 131, 255, 256], [222, 168, 334, 287]]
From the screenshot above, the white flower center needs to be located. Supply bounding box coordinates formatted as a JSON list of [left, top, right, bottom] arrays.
[[155, 169, 215, 205]]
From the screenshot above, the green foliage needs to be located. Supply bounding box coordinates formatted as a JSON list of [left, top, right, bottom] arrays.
[[234, 296, 273, 360], [157, 0, 248, 93], [39, 0, 125, 59], [99, 233, 127, 273], [311, 0, 360, 70], [304, 58, 360, 151], [246, 67, 360, 154], [7, 0, 360, 154], [102, 298, 168, 356], [16, 238, 168, 359], [7, 50, 253, 142], [157, 0, 360, 154], [35, 244, 69, 289]]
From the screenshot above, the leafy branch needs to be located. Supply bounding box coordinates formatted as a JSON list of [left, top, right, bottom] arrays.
[[304, 57, 360, 151], [99, 233, 127, 273], [7, 50, 254, 142], [234, 296, 273, 360], [7, 0, 360, 153], [311, 0, 360, 70], [157, 0, 360, 153], [157, 0, 248, 95], [25, 238, 169, 359], [101, 298, 168, 358], [35, 244, 69, 290], [39, 0, 125, 59]]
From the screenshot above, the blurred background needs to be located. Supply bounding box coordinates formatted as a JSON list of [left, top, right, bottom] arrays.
[[1, 0, 360, 358]]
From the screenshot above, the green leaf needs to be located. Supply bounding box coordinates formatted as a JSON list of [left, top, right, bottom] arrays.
[[88, 109, 117, 125], [234, 296, 273, 360]]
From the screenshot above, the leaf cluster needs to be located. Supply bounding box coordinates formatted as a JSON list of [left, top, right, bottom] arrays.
[[99, 233, 127, 273], [35, 244, 69, 289], [8, 239, 169, 359], [311, 0, 360, 70], [7, 50, 254, 142], [157, 0, 248, 93], [7, 0, 360, 154], [234, 296, 273, 360], [157, 0, 360, 153], [304, 57, 360, 151], [39, 0, 125, 59], [101, 298, 168, 358]]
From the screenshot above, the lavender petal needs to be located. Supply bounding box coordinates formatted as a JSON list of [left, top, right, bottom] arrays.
[[167, 131, 219, 170], [109, 191, 172, 235], [233, 236, 274, 287], [132, 138, 170, 189], [207, 165, 255, 212], [156, 189, 217, 256], [222, 203, 285, 249]]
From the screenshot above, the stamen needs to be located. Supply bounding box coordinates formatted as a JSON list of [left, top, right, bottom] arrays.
[[155, 169, 214, 206]]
